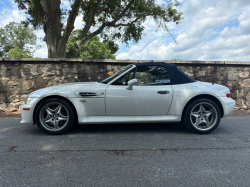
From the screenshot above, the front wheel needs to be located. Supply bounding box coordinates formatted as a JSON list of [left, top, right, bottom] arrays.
[[184, 98, 221, 134], [35, 98, 75, 135]]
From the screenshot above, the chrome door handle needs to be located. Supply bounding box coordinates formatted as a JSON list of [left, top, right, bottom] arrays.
[[157, 91, 169, 94]]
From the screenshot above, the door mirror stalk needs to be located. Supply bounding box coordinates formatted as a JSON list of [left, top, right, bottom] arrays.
[[126, 79, 138, 90]]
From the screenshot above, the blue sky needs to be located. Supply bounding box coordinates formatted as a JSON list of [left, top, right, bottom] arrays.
[[1, 0, 250, 61]]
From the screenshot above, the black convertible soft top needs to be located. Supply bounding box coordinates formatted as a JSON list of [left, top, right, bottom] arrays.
[[133, 62, 196, 85]]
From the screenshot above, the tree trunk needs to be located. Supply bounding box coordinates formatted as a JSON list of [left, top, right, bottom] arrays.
[[47, 39, 67, 58], [41, 0, 66, 58]]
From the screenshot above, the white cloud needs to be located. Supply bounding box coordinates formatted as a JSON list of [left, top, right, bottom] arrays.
[[0, 9, 26, 27], [33, 30, 48, 58], [117, 0, 250, 61], [74, 15, 83, 30], [34, 47, 48, 58]]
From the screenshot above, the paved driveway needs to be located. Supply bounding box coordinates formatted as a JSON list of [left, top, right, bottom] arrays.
[[0, 115, 250, 186]]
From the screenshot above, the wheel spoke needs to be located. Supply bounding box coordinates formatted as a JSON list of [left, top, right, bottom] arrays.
[[191, 110, 201, 126], [54, 119, 59, 129], [194, 117, 202, 127], [203, 116, 210, 126], [200, 104, 206, 113], [191, 112, 199, 118], [54, 105, 62, 115], [42, 114, 51, 122], [45, 107, 53, 116], [196, 104, 202, 113], [58, 116, 68, 122], [57, 112, 67, 118], [205, 110, 213, 118], [45, 117, 51, 122]]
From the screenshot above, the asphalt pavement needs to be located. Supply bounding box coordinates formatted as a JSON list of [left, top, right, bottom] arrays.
[[0, 115, 250, 187]]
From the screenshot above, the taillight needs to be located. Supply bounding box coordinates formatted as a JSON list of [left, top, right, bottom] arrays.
[[226, 92, 231, 98]]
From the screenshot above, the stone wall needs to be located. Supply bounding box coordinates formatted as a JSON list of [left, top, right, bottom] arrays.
[[0, 58, 250, 113]]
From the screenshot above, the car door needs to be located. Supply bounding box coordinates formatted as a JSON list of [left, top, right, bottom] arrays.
[[105, 65, 173, 116]]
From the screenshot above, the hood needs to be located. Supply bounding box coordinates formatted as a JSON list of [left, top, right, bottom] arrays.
[[29, 82, 107, 98], [49, 82, 99, 88]]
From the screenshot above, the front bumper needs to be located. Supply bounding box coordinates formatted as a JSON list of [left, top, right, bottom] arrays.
[[220, 97, 235, 117], [20, 104, 35, 124]]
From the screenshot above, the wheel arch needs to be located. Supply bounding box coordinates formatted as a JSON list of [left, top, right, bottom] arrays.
[[181, 94, 224, 119], [33, 95, 78, 124]]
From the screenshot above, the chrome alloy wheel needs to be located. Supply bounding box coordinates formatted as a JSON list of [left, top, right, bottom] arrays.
[[190, 102, 218, 131], [39, 102, 69, 131]]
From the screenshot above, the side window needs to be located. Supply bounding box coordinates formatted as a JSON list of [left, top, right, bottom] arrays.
[[112, 68, 135, 85], [135, 66, 170, 86]]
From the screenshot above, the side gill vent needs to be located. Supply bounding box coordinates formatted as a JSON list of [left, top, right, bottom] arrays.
[[79, 92, 97, 97]]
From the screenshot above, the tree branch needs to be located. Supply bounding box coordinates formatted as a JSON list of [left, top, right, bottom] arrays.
[[79, 0, 135, 45], [112, 17, 141, 27], [62, 0, 82, 45], [79, 0, 102, 39]]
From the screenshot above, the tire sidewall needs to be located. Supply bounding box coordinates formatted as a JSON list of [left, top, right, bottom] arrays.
[[184, 98, 221, 134], [35, 98, 75, 135]]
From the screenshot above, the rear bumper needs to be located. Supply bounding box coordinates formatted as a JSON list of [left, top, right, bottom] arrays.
[[20, 104, 35, 124], [220, 97, 235, 117]]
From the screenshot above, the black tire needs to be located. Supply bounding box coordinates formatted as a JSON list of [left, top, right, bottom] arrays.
[[35, 98, 75, 135], [184, 98, 221, 134]]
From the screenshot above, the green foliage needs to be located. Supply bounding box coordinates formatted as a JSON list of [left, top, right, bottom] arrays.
[[0, 22, 40, 58], [14, 0, 44, 29], [8, 47, 33, 58], [67, 30, 119, 59]]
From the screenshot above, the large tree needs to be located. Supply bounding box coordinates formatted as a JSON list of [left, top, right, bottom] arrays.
[[15, 0, 182, 58], [0, 22, 40, 58]]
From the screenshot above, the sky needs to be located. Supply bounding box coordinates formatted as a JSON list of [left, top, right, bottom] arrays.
[[0, 0, 250, 61]]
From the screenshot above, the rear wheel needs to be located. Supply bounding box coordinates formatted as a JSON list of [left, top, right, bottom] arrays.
[[184, 98, 221, 134], [35, 98, 75, 135]]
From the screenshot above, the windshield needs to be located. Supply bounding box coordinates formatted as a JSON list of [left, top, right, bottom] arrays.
[[101, 65, 134, 84]]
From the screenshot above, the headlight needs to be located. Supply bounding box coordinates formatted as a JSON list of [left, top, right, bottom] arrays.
[[25, 97, 39, 105]]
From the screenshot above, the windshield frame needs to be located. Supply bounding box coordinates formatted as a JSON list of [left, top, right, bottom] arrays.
[[101, 65, 136, 84]]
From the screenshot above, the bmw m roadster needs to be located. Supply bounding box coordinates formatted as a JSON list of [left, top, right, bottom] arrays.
[[21, 62, 235, 135]]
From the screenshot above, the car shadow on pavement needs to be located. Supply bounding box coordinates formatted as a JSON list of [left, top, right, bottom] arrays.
[[68, 122, 190, 135]]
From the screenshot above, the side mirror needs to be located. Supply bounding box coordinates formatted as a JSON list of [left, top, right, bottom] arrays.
[[126, 79, 138, 90]]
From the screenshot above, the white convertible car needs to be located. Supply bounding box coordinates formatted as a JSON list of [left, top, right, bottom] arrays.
[[21, 62, 235, 135]]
